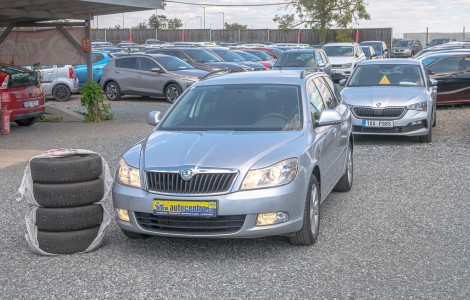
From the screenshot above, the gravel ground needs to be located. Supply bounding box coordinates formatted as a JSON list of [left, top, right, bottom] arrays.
[[1, 96, 469, 299]]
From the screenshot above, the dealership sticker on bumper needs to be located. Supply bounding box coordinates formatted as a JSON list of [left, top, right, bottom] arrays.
[[153, 200, 217, 217], [362, 120, 394, 127]]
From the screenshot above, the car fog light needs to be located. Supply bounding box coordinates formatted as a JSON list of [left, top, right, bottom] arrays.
[[409, 120, 423, 126], [117, 209, 130, 222], [256, 212, 289, 226]]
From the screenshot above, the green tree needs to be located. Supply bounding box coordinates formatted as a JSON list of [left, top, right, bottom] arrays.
[[148, 14, 168, 29], [133, 21, 148, 30], [273, 0, 370, 44], [336, 28, 354, 42], [224, 23, 248, 30], [168, 18, 183, 29]]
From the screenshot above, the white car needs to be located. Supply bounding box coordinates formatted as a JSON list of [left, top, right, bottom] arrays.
[[323, 42, 365, 82], [36, 65, 79, 102]]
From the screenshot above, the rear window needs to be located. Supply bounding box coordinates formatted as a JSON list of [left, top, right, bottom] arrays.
[[10, 72, 39, 87], [275, 52, 314, 67]]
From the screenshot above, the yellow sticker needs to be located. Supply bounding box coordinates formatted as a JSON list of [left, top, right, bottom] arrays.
[[379, 75, 391, 85]]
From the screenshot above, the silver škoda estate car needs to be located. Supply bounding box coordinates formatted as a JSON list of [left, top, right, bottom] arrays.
[[113, 70, 353, 246]]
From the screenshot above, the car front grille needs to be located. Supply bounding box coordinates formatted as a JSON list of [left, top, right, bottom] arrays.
[[352, 107, 406, 119], [332, 64, 343, 68], [146, 172, 237, 194], [135, 212, 246, 234]]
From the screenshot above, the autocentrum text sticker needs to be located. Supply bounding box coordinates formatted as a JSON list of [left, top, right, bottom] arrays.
[[379, 75, 391, 85]]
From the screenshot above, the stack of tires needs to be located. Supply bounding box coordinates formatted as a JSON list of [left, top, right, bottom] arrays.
[[20, 149, 112, 255]]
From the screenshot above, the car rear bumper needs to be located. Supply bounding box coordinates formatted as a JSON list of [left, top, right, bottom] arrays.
[[112, 178, 309, 238]]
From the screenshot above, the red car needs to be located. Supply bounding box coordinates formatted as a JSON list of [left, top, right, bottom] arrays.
[[1, 64, 45, 131], [250, 47, 283, 59]]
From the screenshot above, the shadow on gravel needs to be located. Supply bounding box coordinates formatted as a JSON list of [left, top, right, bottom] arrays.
[[354, 134, 419, 146]]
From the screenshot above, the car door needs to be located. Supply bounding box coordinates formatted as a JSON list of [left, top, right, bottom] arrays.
[[306, 77, 337, 196], [137, 57, 167, 95], [457, 56, 470, 103], [428, 57, 464, 104], [37, 65, 56, 94], [114, 57, 139, 94], [313, 76, 345, 184]]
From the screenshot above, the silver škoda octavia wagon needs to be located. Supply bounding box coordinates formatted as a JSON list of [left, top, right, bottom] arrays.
[[113, 70, 353, 245]]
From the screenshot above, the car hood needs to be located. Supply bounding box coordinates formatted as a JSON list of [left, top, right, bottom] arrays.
[[142, 130, 303, 170], [168, 69, 208, 78], [342, 86, 428, 107], [328, 56, 355, 65]]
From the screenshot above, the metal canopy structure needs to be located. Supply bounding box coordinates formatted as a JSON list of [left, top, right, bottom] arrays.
[[0, 0, 164, 81], [0, 0, 165, 24]]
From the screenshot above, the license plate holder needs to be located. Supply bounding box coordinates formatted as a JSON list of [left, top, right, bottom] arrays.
[[362, 120, 394, 128], [23, 100, 39, 108], [153, 200, 217, 217]]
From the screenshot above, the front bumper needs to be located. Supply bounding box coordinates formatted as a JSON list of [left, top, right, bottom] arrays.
[[351, 108, 431, 136], [112, 178, 309, 238], [331, 68, 352, 81], [390, 51, 413, 58]]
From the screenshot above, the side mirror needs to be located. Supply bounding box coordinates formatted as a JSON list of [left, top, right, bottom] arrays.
[[151, 67, 164, 73], [317, 62, 325, 67], [147, 111, 162, 126], [339, 78, 347, 86], [314, 110, 342, 128], [384, 48, 389, 52], [429, 79, 438, 87], [428, 70, 436, 76]]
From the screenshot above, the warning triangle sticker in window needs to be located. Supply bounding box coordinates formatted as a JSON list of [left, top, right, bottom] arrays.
[[379, 75, 391, 85]]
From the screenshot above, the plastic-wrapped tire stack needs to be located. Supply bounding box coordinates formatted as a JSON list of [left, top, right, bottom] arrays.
[[18, 149, 113, 255]]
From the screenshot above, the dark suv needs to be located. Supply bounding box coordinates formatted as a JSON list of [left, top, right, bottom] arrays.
[[272, 49, 332, 77], [391, 40, 423, 58], [145, 48, 245, 72]]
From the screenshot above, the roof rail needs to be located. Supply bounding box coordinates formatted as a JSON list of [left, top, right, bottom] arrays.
[[200, 69, 243, 81], [300, 67, 323, 79]]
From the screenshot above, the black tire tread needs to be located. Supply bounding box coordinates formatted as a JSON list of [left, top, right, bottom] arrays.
[[289, 176, 320, 246], [334, 143, 353, 192], [38, 226, 100, 254], [35, 205, 104, 232], [30, 154, 102, 184], [33, 178, 104, 208], [419, 125, 432, 143]]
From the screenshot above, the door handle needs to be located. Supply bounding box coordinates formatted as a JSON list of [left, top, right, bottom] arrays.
[[137, 75, 142, 78]]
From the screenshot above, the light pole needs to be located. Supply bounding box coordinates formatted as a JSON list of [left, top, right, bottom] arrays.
[[200, 6, 206, 29], [122, 13, 124, 28], [210, 23, 215, 30], [218, 11, 224, 29], [196, 16, 202, 29]]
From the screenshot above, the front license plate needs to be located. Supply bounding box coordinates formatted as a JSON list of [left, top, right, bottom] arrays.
[[362, 120, 394, 127], [153, 200, 217, 217], [23, 100, 39, 108]]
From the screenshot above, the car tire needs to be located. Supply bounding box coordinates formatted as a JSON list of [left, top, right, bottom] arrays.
[[289, 175, 320, 246], [121, 229, 150, 239], [52, 84, 72, 102], [15, 117, 38, 127], [33, 179, 104, 208], [333, 141, 353, 192], [30, 153, 102, 184], [35, 205, 104, 232], [164, 83, 182, 104], [419, 125, 432, 143], [105, 81, 121, 101], [38, 226, 100, 254], [432, 109, 437, 127]]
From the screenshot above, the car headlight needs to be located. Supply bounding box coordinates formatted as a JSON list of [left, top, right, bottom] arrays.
[[342, 63, 352, 69], [116, 158, 141, 188], [242, 66, 255, 71], [241, 158, 298, 190], [407, 101, 427, 111]]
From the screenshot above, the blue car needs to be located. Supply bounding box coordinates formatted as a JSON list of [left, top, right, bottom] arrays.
[[75, 51, 113, 88]]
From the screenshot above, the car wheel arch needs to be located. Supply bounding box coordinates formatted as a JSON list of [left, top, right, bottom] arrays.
[[312, 166, 321, 198], [163, 81, 183, 93]]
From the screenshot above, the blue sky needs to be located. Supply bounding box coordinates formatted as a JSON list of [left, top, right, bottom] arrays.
[[93, 0, 470, 38]]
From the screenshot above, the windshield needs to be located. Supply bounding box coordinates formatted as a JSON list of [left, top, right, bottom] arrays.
[[185, 49, 221, 63], [245, 50, 274, 60], [396, 40, 413, 47], [235, 52, 262, 61], [361, 42, 382, 54], [274, 52, 314, 67], [160, 84, 303, 131], [421, 56, 442, 67], [347, 64, 424, 87], [361, 47, 371, 57], [154, 56, 193, 71], [324, 46, 353, 57], [213, 50, 245, 62], [268, 48, 284, 56]]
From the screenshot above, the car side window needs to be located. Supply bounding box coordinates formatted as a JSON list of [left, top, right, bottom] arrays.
[[313, 77, 336, 109], [321, 76, 342, 104], [118, 57, 137, 69], [319, 51, 329, 64], [306, 79, 325, 120], [429, 58, 461, 74], [139, 58, 158, 71], [315, 52, 323, 64]]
